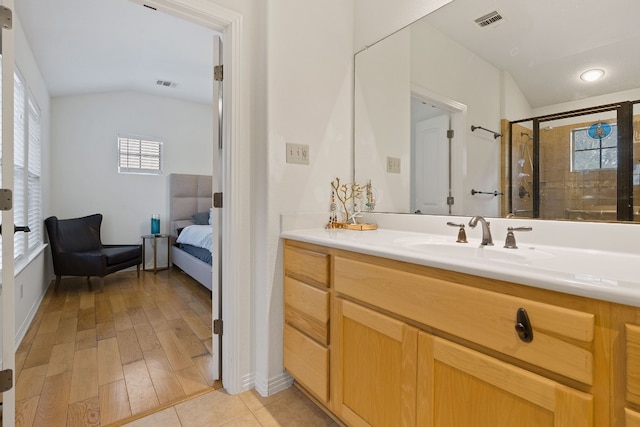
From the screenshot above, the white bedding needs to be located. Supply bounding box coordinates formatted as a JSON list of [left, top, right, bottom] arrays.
[[176, 225, 213, 252]]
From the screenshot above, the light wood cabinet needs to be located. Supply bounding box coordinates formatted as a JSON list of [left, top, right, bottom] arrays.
[[332, 298, 418, 426], [417, 332, 592, 426], [283, 323, 329, 401], [627, 324, 640, 406], [625, 322, 640, 425], [334, 255, 595, 385], [282, 239, 619, 425], [283, 242, 331, 403]]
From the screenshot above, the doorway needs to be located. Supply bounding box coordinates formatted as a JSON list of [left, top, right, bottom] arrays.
[[3, 1, 244, 424], [411, 98, 451, 214], [410, 86, 467, 216]]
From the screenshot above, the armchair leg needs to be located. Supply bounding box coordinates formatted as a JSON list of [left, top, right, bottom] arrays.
[[86, 276, 93, 291], [136, 263, 140, 278], [54, 275, 62, 292]]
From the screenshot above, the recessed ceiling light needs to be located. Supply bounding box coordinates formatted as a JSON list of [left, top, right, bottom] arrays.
[[580, 69, 605, 82]]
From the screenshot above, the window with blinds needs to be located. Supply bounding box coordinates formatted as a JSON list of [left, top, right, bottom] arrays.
[[0, 67, 43, 268], [118, 136, 163, 174]]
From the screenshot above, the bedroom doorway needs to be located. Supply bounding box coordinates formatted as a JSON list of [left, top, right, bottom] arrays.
[[129, 0, 228, 386]]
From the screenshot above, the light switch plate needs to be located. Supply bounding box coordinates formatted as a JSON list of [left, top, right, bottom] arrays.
[[387, 156, 401, 173], [286, 143, 310, 165]]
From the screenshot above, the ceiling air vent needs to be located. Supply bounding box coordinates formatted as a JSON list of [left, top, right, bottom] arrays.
[[474, 11, 503, 28], [156, 80, 178, 88]]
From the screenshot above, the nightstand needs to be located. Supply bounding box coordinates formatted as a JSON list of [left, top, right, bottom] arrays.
[[141, 234, 170, 273]]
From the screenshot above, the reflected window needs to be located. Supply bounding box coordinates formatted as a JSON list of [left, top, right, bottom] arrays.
[[571, 123, 617, 171]]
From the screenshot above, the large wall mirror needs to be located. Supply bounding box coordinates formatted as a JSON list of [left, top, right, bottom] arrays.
[[354, 0, 640, 222]]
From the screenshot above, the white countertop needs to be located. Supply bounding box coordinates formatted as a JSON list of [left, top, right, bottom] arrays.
[[281, 227, 640, 307]]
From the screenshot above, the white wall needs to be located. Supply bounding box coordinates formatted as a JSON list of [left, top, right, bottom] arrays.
[[354, 28, 411, 212], [257, 0, 354, 395], [50, 91, 212, 268], [409, 21, 501, 217], [502, 71, 533, 122]]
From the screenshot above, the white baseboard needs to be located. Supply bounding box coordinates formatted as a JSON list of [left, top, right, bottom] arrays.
[[0, 282, 48, 369], [254, 371, 293, 397], [15, 287, 47, 348]]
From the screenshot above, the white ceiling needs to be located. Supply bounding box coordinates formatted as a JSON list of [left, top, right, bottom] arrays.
[[426, 0, 640, 108], [15, 0, 640, 110], [15, 0, 220, 105]]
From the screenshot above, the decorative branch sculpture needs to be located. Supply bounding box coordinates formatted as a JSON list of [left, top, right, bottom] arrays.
[[331, 177, 364, 223]]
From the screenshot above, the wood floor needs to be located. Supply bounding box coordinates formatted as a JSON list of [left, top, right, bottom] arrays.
[[13, 268, 218, 427]]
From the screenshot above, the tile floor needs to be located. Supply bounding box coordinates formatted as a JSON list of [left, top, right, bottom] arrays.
[[120, 386, 340, 427]]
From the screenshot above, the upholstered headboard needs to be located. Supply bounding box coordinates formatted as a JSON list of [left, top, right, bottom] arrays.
[[169, 174, 213, 236]]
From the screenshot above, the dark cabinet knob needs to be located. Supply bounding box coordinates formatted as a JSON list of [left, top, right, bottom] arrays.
[[515, 307, 534, 343]]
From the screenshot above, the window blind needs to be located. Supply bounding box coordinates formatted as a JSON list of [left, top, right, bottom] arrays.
[[118, 136, 163, 174], [28, 98, 42, 251], [14, 71, 26, 259]]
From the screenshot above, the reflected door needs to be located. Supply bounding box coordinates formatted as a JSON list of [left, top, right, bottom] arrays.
[[413, 114, 450, 214]]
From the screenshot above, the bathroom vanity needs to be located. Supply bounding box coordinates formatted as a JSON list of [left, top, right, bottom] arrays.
[[282, 226, 640, 426]]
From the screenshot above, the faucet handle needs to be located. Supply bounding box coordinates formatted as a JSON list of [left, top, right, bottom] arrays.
[[504, 226, 532, 249], [446, 222, 468, 243]]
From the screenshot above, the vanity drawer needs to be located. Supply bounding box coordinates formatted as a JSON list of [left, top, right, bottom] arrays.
[[284, 276, 330, 344], [284, 323, 329, 403], [334, 256, 595, 385], [284, 243, 330, 288]]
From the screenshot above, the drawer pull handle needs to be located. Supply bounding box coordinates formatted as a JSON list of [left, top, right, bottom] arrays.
[[515, 308, 534, 343]]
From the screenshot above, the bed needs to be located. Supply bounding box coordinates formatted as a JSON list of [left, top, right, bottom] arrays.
[[169, 173, 214, 291]]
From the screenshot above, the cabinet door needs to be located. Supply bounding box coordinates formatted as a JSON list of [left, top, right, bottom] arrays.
[[332, 298, 418, 426], [627, 324, 640, 405], [417, 332, 593, 427]]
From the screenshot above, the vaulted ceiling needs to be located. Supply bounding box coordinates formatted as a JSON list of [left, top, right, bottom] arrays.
[[16, 0, 640, 109], [16, 0, 220, 105]]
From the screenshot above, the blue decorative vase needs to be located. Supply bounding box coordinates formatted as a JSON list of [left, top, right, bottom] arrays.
[[151, 214, 160, 234]]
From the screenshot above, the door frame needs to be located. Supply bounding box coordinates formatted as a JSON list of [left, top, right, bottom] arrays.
[[210, 34, 222, 381], [411, 83, 467, 216], [133, 0, 248, 394], [1, 1, 16, 424]]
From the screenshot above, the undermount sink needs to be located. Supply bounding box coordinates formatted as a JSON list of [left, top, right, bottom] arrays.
[[398, 239, 556, 265], [390, 234, 640, 284]]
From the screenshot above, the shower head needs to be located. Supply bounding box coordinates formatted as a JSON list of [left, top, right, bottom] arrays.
[[520, 132, 533, 140]]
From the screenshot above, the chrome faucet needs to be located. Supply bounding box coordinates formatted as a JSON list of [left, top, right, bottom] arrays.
[[468, 216, 493, 246]]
